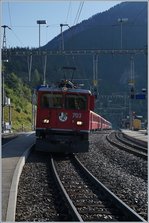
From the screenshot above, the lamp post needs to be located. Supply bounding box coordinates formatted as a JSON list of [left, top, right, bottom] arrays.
[[60, 24, 70, 51], [118, 18, 128, 49], [36, 20, 47, 48], [36, 20, 47, 85]]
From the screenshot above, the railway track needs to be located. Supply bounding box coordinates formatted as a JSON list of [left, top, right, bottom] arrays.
[[15, 151, 73, 221], [77, 132, 147, 220], [116, 131, 147, 151], [16, 148, 146, 222], [106, 131, 147, 159], [52, 154, 145, 222], [15, 131, 147, 221]]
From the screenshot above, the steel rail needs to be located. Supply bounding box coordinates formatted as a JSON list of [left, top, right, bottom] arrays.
[[116, 131, 147, 152], [50, 155, 83, 222], [73, 155, 146, 222], [106, 133, 147, 160]]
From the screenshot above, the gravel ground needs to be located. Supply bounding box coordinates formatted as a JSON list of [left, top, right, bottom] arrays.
[[76, 131, 148, 220]]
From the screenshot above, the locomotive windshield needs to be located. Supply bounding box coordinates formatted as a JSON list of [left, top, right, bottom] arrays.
[[41, 94, 63, 108], [65, 95, 87, 110], [41, 93, 87, 110]]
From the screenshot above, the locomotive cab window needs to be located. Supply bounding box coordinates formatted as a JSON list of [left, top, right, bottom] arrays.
[[41, 94, 63, 108], [65, 95, 87, 110]]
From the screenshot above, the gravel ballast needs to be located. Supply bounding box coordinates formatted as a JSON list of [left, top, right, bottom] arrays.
[[76, 131, 148, 220], [15, 130, 147, 221]]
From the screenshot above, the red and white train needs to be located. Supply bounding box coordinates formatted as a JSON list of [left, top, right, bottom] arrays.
[[35, 80, 112, 153]]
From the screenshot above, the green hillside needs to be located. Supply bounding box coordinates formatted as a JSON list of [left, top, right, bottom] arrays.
[[3, 71, 33, 131]]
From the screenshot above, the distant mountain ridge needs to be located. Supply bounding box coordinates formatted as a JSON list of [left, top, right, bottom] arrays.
[[42, 1, 147, 95], [42, 1, 147, 127], [44, 1, 147, 50]]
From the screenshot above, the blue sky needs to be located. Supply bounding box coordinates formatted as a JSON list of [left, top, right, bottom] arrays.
[[1, 1, 122, 48]]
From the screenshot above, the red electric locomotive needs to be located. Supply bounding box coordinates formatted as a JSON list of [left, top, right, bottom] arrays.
[[35, 80, 111, 153]]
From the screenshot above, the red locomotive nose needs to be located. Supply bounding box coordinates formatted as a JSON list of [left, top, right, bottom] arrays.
[[35, 82, 111, 153]]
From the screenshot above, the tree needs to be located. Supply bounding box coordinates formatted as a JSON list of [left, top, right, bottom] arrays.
[[32, 69, 42, 87]]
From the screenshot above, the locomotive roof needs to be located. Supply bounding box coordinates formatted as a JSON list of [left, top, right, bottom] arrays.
[[37, 86, 92, 94]]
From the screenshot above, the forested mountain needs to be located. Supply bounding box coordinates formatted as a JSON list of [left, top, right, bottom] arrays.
[[42, 1, 147, 93], [44, 1, 147, 50], [3, 1, 148, 129]]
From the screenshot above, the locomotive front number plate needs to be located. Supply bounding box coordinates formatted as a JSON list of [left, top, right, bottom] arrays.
[[72, 113, 82, 119]]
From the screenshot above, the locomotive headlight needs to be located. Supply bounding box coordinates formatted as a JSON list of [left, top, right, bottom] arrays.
[[43, 119, 50, 123], [77, 121, 83, 126], [62, 86, 68, 91]]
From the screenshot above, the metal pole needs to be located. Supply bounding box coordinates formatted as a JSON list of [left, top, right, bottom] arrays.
[[120, 22, 122, 49], [2, 71, 5, 132], [27, 54, 32, 82], [37, 20, 47, 48], [39, 23, 40, 48], [43, 54, 47, 85], [129, 56, 135, 130], [1, 25, 11, 133], [32, 89, 36, 130], [1, 25, 11, 49], [60, 24, 70, 51], [8, 105, 12, 133], [118, 18, 128, 49], [60, 24, 64, 51], [93, 55, 99, 102]]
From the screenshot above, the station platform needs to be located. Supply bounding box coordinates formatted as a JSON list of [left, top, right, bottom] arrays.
[[2, 132, 35, 222], [120, 129, 148, 147]]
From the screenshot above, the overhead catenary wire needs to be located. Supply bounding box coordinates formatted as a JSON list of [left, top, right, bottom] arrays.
[[73, 1, 84, 25], [131, 5, 147, 25], [11, 29, 25, 47], [65, 1, 72, 24], [8, 2, 12, 28]]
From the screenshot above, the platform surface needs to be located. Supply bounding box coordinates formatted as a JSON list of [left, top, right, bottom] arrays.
[[121, 129, 148, 146], [2, 132, 35, 221]]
